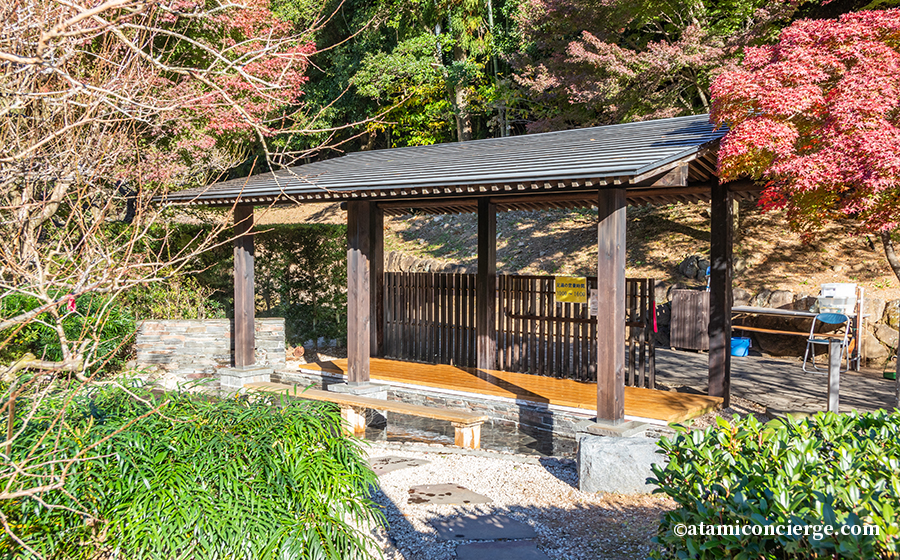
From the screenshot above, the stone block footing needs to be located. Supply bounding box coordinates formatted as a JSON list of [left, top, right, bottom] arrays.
[[577, 434, 665, 494], [219, 366, 273, 393]]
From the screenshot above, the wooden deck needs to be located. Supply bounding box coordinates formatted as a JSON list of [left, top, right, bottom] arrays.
[[295, 358, 721, 423]]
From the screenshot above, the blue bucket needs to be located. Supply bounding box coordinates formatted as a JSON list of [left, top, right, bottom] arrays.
[[731, 337, 751, 357]]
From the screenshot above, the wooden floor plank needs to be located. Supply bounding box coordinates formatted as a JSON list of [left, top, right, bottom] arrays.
[[295, 358, 721, 423]]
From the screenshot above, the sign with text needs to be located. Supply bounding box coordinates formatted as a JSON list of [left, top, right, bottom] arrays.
[[555, 276, 588, 303]]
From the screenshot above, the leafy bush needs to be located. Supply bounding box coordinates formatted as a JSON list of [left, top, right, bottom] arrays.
[[126, 274, 227, 320], [160, 222, 348, 347], [651, 412, 900, 559], [255, 223, 347, 347], [2, 384, 382, 559], [0, 293, 135, 373]]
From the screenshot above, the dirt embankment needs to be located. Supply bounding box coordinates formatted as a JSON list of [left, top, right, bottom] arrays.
[[256, 200, 900, 303]]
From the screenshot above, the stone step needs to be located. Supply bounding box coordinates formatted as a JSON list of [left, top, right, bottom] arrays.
[[430, 514, 536, 541], [455, 541, 550, 560]]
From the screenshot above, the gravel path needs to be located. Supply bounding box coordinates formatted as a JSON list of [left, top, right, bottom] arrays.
[[364, 442, 674, 560]]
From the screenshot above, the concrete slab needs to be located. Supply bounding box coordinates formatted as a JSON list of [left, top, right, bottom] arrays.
[[655, 348, 895, 415], [220, 366, 272, 393], [430, 514, 536, 541], [575, 419, 650, 437], [407, 484, 492, 505], [368, 456, 430, 476], [455, 541, 550, 560], [327, 383, 387, 399]]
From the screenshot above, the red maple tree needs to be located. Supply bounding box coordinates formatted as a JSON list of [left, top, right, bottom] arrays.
[[711, 8, 900, 280]]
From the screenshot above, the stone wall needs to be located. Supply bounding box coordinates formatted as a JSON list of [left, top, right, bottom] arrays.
[[135, 319, 286, 384], [385, 250, 469, 274]]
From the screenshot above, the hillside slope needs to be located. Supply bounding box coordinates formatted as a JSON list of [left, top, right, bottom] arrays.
[[256, 201, 900, 303]]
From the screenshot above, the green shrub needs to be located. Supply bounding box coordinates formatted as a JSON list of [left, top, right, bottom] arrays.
[[159, 222, 348, 347], [0, 293, 135, 373], [651, 412, 900, 559], [2, 384, 382, 559], [126, 274, 227, 320]]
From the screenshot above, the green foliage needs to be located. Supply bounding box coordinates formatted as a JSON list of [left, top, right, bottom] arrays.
[[0, 293, 135, 373], [126, 274, 227, 320], [158, 222, 348, 347], [256, 223, 348, 346], [2, 383, 382, 559], [353, 34, 457, 146], [651, 412, 900, 558]]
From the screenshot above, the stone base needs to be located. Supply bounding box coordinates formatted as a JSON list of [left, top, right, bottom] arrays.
[[577, 434, 665, 494], [219, 366, 273, 393], [576, 419, 650, 438], [326, 382, 388, 400], [328, 383, 388, 432]]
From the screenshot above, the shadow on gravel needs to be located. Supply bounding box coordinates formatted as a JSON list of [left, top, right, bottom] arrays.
[[372, 495, 673, 560], [537, 457, 578, 489]]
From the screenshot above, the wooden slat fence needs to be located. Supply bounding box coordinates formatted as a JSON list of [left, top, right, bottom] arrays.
[[384, 272, 656, 387]]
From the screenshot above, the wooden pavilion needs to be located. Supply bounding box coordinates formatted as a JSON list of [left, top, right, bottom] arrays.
[[162, 114, 758, 425]]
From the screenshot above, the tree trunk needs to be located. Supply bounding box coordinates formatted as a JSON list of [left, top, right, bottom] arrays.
[[453, 46, 473, 142], [881, 230, 900, 284], [455, 85, 473, 142]]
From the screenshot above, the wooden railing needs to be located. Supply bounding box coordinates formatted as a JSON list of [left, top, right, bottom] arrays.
[[384, 272, 476, 367], [383, 272, 656, 387]]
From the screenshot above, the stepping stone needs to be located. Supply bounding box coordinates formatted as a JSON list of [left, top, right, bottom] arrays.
[[407, 484, 492, 505], [368, 456, 430, 476], [431, 514, 536, 541], [455, 541, 550, 560]]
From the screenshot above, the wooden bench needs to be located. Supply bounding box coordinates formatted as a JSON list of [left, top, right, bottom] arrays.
[[244, 382, 489, 449]]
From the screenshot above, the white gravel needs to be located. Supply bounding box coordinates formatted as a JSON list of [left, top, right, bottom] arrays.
[[363, 442, 674, 560]]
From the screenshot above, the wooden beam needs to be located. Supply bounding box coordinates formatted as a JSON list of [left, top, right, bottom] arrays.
[[708, 183, 733, 406], [371, 204, 384, 357], [233, 205, 255, 368], [347, 200, 371, 383], [650, 163, 689, 187], [476, 198, 497, 371], [377, 198, 478, 210], [597, 188, 626, 423], [632, 157, 697, 183]]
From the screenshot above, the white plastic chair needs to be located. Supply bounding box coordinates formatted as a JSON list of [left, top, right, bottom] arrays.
[[802, 312, 850, 374]]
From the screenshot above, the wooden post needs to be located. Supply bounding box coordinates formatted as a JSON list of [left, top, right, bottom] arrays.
[[828, 339, 841, 413], [476, 198, 497, 371], [233, 205, 255, 368], [708, 183, 733, 407], [371, 205, 385, 357], [347, 201, 371, 384], [597, 188, 626, 424]]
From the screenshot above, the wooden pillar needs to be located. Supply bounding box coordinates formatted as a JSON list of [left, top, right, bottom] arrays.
[[708, 183, 733, 406], [476, 198, 497, 371], [371, 205, 385, 357], [597, 188, 626, 424], [233, 204, 255, 368], [347, 200, 371, 383]]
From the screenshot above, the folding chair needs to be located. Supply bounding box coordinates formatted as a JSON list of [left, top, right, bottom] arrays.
[[802, 312, 850, 374]]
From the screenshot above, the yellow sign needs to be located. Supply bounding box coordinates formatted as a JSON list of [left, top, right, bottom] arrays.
[[555, 276, 588, 303]]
